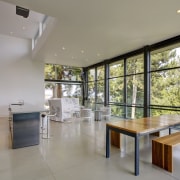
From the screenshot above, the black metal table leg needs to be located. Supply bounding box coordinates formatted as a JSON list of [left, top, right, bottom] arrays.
[[135, 135, 140, 176], [106, 125, 110, 158], [169, 127, 172, 134]]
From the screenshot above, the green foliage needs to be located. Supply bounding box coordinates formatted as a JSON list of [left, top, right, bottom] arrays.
[[109, 60, 124, 77], [151, 49, 180, 109]]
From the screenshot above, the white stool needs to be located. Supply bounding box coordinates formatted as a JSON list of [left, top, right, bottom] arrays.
[[40, 113, 46, 134], [81, 108, 92, 121], [94, 110, 103, 121], [100, 107, 111, 120], [42, 113, 56, 139], [73, 110, 81, 118]]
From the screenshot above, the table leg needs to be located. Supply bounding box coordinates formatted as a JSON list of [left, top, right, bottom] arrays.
[[135, 135, 139, 176], [106, 126, 110, 158], [169, 127, 172, 134]]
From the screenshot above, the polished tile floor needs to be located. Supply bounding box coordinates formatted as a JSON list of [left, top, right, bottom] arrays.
[[0, 116, 180, 180]]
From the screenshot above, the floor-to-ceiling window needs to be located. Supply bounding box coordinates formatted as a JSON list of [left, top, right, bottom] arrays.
[[85, 36, 180, 119], [108, 54, 144, 119], [43, 37, 180, 117], [150, 45, 180, 115], [86, 66, 105, 110]]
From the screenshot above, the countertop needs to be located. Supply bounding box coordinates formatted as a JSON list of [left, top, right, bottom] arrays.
[[9, 104, 47, 114]]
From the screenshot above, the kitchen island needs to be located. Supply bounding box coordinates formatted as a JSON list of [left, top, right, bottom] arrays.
[[9, 105, 45, 149]]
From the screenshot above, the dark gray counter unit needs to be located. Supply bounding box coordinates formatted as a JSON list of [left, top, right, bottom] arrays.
[[9, 105, 45, 149]]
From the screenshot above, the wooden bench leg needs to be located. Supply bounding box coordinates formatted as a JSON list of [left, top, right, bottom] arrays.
[[164, 144, 173, 172], [151, 132, 160, 137], [152, 140, 164, 168], [111, 131, 120, 148]]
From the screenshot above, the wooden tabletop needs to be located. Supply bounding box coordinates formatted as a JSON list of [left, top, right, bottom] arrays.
[[106, 115, 180, 134]]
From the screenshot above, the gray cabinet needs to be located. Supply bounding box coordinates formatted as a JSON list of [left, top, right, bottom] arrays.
[[9, 106, 41, 149]]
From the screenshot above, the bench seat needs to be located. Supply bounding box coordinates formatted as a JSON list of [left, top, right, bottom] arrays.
[[152, 132, 180, 172]]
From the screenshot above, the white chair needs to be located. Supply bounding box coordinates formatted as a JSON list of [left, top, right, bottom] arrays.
[[81, 108, 92, 121], [100, 106, 111, 120]]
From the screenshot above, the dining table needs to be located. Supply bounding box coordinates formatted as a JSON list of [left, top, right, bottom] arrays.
[[106, 114, 180, 176]]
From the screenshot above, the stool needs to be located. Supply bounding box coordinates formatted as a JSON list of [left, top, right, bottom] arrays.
[[73, 110, 81, 118], [42, 113, 56, 139], [81, 108, 92, 121], [94, 110, 102, 121], [40, 113, 46, 134], [100, 107, 111, 120]]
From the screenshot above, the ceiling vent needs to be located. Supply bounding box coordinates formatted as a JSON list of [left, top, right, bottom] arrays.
[[16, 6, 29, 18]]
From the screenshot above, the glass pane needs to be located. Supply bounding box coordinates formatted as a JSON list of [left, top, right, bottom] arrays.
[[97, 66, 104, 80], [56, 64, 63, 80], [111, 105, 125, 117], [61, 84, 82, 98], [151, 68, 180, 106], [44, 82, 55, 109], [45, 64, 82, 81], [88, 82, 95, 102], [126, 55, 144, 74], [44, 64, 56, 79], [150, 108, 180, 116], [109, 77, 124, 103], [109, 60, 124, 78], [61, 66, 82, 81], [126, 107, 144, 119], [88, 69, 95, 81], [151, 47, 180, 71], [97, 80, 104, 103], [126, 74, 144, 106]]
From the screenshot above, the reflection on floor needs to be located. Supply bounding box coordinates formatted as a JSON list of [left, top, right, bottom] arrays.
[[0, 116, 180, 180]]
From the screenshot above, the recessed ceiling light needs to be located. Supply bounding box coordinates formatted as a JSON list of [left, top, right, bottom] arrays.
[[62, 46, 66, 50], [177, 9, 180, 14], [81, 50, 84, 54]]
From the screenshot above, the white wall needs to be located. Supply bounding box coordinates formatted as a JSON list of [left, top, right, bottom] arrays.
[[0, 34, 45, 117]]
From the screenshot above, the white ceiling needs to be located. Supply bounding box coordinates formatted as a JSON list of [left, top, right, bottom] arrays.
[[1, 0, 180, 67]]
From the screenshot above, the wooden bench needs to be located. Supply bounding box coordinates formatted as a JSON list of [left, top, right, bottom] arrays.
[[152, 132, 180, 172]]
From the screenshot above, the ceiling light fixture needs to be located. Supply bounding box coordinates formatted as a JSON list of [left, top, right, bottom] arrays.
[[62, 47, 66, 50], [177, 9, 180, 14], [81, 50, 84, 54]]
